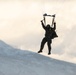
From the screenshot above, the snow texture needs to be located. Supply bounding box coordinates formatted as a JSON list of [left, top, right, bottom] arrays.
[[0, 40, 76, 75]]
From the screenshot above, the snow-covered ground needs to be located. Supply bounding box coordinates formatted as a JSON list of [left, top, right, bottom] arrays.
[[0, 40, 76, 75]]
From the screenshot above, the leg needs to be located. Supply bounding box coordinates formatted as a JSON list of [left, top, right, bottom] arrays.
[[38, 38, 47, 53], [47, 40, 52, 55]]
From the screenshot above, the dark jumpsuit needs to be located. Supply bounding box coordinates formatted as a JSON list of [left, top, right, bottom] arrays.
[[39, 21, 56, 54]]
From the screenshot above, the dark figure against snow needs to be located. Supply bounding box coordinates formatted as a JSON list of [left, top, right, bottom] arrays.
[[38, 14, 58, 55]]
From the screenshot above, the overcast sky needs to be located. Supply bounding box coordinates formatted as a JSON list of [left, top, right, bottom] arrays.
[[0, 0, 76, 63]]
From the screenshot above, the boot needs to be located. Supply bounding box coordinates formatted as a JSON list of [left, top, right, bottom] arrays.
[[48, 52, 51, 55], [38, 50, 42, 53]]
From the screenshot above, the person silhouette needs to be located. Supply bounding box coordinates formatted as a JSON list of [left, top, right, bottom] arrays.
[[38, 19, 58, 55]]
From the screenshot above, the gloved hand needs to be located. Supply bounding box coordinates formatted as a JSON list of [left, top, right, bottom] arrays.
[[41, 20, 43, 22], [52, 14, 55, 17]]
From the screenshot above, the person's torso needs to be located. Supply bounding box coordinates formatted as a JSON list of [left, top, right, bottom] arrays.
[[45, 28, 54, 38]]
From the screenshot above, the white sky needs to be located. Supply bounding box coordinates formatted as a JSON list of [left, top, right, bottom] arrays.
[[0, 0, 76, 63]]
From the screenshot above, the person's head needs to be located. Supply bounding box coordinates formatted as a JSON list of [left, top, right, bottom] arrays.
[[46, 24, 51, 29]]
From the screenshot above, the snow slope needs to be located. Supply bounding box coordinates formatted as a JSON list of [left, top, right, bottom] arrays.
[[0, 40, 76, 75]]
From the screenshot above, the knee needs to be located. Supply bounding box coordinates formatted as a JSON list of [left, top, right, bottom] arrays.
[[47, 43, 51, 48], [47, 42, 51, 46]]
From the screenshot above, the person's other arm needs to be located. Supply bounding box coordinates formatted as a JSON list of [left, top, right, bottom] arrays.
[[53, 22, 56, 30], [41, 20, 46, 30]]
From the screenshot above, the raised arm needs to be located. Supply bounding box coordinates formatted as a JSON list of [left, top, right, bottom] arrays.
[[53, 22, 56, 30], [41, 20, 46, 30]]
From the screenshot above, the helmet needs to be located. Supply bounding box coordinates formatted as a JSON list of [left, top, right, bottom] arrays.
[[46, 24, 50, 29]]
